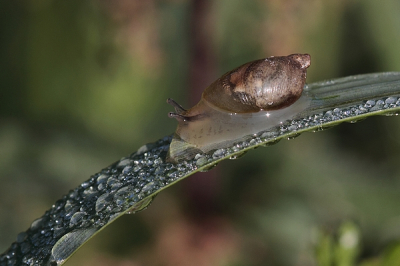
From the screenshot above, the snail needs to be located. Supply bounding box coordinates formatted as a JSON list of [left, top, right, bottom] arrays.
[[167, 54, 311, 163]]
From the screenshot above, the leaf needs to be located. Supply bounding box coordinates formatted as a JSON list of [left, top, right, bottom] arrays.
[[1, 72, 400, 266]]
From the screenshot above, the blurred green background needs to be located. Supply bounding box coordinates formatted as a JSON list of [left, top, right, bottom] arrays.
[[1, 0, 400, 265]]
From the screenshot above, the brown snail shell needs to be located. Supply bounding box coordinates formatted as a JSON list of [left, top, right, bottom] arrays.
[[167, 54, 311, 163]]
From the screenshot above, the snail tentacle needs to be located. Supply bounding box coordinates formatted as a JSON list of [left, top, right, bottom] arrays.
[[167, 98, 186, 114], [168, 112, 187, 122], [168, 112, 203, 122]]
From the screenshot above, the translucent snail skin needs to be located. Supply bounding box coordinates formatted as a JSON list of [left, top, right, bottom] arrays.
[[167, 54, 311, 163]]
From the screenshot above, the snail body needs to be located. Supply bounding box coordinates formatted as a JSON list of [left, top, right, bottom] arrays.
[[167, 54, 311, 162]]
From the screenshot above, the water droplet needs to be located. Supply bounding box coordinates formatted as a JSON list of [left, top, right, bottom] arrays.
[[137, 143, 157, 155], [384, 111, 400, 116], [212, 149, 226, 159], [95, 193, 112, 213], [65, 207, 79, 220], [110, 181, 123, 191], [385, 97, 397, 105], [49, 227, 97, 265], [287, 133, 301, 140], [369, 99, 386, 111], [82, 186, 98, 198], [312, 125, 334, 132], [154, 166, 165, 175], [195, 156, 208, 167], [96, 174, 109, 184], [117, 158, 132, 168], [249, 138, 260, 146], [81, 181, 90, 188], [153, 158, 163, 165], [22, 255, 34, 265], [229, 151, 247, 160], [287, 125, 298, 131], [69, 212, 86, 227], [141, 182, 155, 194], [64, 200, 74, 213], [16, 232, 27, 243], [114, 186, 136, 205], [376, 99, 385, 106], [106, 176, 120, 189], [364, 100, 375, 108], [199, 163, 218, 172], [348, 118, 366, 123], [260, 130, 278, 139], [126, 195, 156, 214], [167, 169, 179, 179], [53, 226, 67, 238], [122, 166, 132, 174], [108, 212, 123, 223], [333, 108, 342, 114], [97, 183, 105, 191], [30, 217, 45, 231]]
